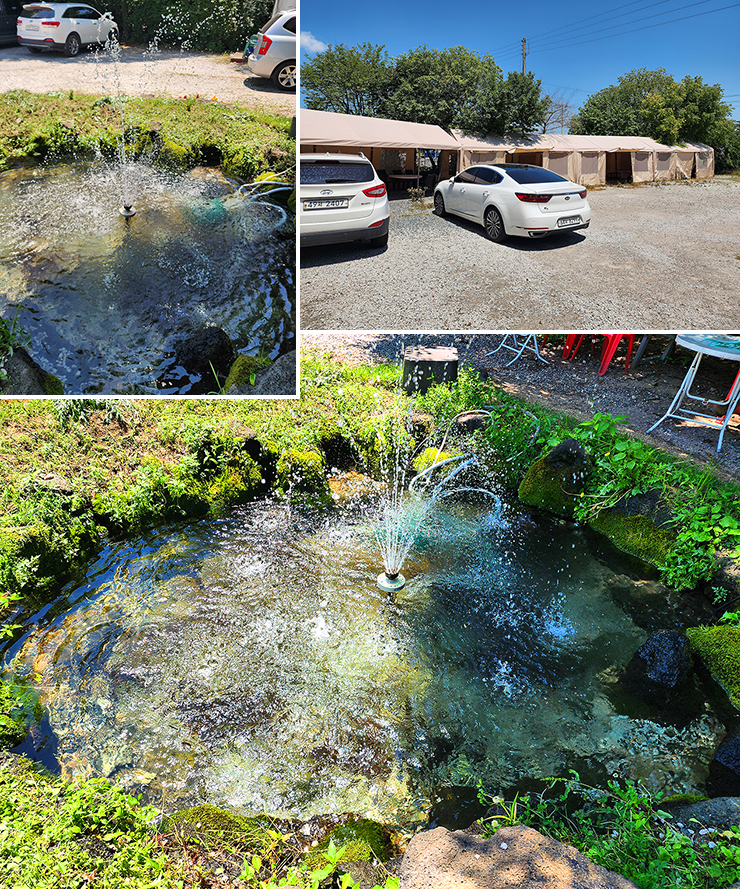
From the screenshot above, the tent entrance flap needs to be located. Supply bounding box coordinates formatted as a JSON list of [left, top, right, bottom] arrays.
[[606, 151, 632, 183]]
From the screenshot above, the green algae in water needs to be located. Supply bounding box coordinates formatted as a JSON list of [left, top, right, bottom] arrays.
[[3, 497, 724, 827]]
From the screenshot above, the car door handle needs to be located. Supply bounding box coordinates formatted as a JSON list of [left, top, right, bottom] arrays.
[[483, 191, 489, 197]]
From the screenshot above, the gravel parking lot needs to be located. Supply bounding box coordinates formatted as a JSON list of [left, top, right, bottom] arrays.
[[300, 178, 740, 330], [0, 44, 294, 113]]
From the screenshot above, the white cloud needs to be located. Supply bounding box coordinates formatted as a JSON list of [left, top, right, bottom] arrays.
[[300, 31, 328, 53]]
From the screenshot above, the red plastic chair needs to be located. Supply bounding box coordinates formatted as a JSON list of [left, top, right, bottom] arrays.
[[563, 334, 635, 375]]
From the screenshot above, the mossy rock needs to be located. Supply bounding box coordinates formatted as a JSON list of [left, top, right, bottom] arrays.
[[0, 516, 99, 595], [412, 447, 454, 475], [207, 454, 263, 507], [276, 449, 331, 506], [156, 138, 193, 172], [224, 355, 271, 391], [589, 510, 675, 569], [0, 678, 39, 748], [518, 439, 590, 517], [360, 418, 415, 481], [319, 818, 391, 862], [0, 686, 26, 748], [41, 371, 64, 395], [686, 625, 740, 709], [316, 417, 357, 470], [163, 804, 272, 849]]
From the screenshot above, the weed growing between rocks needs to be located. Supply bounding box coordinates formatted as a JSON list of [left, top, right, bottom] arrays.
[[478, 773, 740, 888]]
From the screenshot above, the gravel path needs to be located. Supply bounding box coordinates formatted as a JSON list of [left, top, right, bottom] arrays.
[[0, 44, 295, 113], [300, 179, 740, 330], [301, 331, 740, 478]]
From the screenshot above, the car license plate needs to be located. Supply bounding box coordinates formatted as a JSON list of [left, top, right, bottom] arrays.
[[26, 23, 39, 30], [303, 199, 349, 211], [557, 215, 582, 227]]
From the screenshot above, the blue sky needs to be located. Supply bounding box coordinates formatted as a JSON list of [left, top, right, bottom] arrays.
[[299, 0, 740, 124]]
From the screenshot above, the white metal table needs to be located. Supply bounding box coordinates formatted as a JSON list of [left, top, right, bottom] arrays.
[[647, 334, 740, 452]]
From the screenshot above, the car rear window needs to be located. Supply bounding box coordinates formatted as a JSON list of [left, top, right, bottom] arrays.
[[19, 5, 55, 16], [301, 162, 374, 184], [503, 167, 567, 184]]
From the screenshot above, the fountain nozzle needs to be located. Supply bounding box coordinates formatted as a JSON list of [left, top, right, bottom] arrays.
[[377, 572, 405, 594], [119, 204, 136, 218]]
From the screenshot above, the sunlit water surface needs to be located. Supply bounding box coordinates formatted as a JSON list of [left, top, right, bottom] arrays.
[[0, 162, 294, 394], [5, 497, 723, 827]]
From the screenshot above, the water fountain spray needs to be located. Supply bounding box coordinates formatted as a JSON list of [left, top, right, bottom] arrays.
[[375, 411, 491, 593]]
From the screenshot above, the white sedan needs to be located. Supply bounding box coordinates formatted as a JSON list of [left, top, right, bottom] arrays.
[[433, 164, 591, 242]]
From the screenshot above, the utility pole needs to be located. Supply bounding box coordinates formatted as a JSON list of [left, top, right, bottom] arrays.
[[521, 37, 527, 74]]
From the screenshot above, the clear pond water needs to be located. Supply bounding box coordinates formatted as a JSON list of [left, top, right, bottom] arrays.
[[0, 162, 294, 394], [5, 494, 723, 828]]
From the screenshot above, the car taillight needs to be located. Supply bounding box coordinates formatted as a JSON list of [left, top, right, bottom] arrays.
[[363, 184, 386, 198], [17, 17, 21, 23], [515, 192, 551, 203], [42, 20, 60, 26], [579, 189, 587, 199], [258, 35, 271, 54]]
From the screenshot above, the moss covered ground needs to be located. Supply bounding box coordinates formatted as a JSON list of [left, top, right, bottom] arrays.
[[0, 91, 294, 181]]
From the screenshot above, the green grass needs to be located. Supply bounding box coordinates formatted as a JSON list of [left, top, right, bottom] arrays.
[[0, 91, 294, 180], [478, 775, 740, 889]]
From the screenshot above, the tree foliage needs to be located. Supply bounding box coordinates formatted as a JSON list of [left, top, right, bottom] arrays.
[[303, 42, 550, 137], [570, 67, 736, 167], [381, 46, 497, 132], [301, 43, 394, 117], [105, 0, 273, 53]]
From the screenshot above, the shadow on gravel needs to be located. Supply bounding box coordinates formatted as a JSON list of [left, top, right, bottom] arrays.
[[435, 211, 587, 250], [242, 75, 293, 95], [300, 243, 387, 267]]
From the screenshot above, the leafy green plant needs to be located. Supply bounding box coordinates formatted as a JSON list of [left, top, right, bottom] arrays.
[[478, 773, 740, 888]]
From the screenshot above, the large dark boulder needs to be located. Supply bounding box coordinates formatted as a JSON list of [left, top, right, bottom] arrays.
[[624, 631, 693, 696], [0, 348, 63, 395], [399, 825, 637, 888], [708, 730, 740, 796], [159, 327, 236, 394], [518, 439, 591, 517], [668, 797, 740, 831]]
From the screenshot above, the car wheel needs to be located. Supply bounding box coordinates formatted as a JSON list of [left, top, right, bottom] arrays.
[[27, 46, 43, 54], [368, 231, 388, 248], [108, 29, 119, 45], [64, 32, 81, 57], [272, 61, 296, 90], [484, 206, 505, 242], [433, 192, 446, 217]]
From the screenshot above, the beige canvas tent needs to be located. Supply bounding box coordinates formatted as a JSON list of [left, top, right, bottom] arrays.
[[451, 131, 714, 185], [301, 109, 461, 179]]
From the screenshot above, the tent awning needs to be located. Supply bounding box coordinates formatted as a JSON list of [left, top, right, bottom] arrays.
[[301, 109, 460, 151]]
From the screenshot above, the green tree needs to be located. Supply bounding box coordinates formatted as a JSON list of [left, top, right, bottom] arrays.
[[677, 75, 733, 144], [301, 43, 394, 117], [455, 62, 507, 135], [570, 68, 678, 137], [502, 70, 550, 137], [571, 68, 734, 148], [382, 45, 498, 132]]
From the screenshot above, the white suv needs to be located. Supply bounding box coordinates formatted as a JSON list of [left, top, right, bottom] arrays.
[[247, 8, 296, 91], [300, 153, 390, 248], [17, 2, 116, 55]]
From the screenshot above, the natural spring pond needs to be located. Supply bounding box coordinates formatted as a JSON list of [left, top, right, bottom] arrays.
[[0, 162, 294, 394], [3, 492, 725, 829]]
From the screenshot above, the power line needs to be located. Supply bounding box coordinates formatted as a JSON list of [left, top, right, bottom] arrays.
[[492, 2, 740, 64]]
